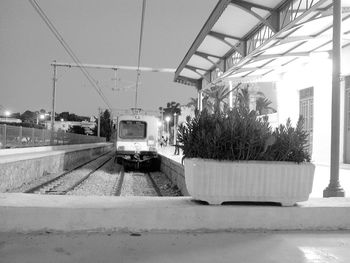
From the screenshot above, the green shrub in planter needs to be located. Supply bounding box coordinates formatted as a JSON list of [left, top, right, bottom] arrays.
[[178, 105, 310, 164]]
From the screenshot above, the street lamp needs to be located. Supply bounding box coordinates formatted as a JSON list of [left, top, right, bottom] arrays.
[[40, 113, 49, 128], [173, 112, 177, 145], [4, 110, 10, 122], [165, 116, 171, 132], [165, 116, 171, 140]]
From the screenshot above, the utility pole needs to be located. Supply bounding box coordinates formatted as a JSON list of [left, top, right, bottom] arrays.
[[50, 61, 57, 143], [113, 69, 118, 91], [97, 107, 101, 137]]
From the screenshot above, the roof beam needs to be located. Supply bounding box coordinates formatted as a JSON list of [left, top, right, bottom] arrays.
[[194, 52, 216, 66], [230, 0, 274, 12], [230, 0, 278, 32], [195, 51, 222, 60], [209, 31, 243, 41], [185, 65, 211, 83], [185, 65, 209, 72], [174, 0, 232, 81], [194, 51, 226, 73], [208, 31, 245, 56], [251, 52, 310, 62], [194, 52, 225, 72], [220, 0, 329, 79]]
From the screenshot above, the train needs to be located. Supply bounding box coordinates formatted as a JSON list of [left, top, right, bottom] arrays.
[[113, 109, 160, 171]]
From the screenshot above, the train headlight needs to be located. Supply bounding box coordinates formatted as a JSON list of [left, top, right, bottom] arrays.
[[147, 139, 155, 146], [149, 146, 157, 152], [147, 136, 156, 146]]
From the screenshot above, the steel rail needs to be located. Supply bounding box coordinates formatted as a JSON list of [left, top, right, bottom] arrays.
[[24, 151, 112, 194], [146, 172, 162, 197]]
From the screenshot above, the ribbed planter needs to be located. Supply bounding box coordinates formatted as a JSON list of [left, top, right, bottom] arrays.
[[184, 158, 315, 206]]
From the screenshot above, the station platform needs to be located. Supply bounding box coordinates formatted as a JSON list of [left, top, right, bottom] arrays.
[[1, 145, 350, 262]]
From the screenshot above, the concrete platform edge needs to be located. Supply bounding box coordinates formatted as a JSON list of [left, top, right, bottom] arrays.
[[0, 194, 349, 233]]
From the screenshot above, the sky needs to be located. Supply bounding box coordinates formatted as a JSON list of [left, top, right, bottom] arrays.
[[0, 0, 217, 117]]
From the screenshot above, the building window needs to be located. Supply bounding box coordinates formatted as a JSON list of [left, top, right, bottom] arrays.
[[299, 87, 314, 154]]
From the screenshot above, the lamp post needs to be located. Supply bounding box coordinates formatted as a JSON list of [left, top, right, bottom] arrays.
[[173, 112, 177, 145], [165, 116, 171, 137], [159, 107, 164, 136], [40, 113, 49, 128], [4, 110, 10, 122], [40, 114, 45, 128]]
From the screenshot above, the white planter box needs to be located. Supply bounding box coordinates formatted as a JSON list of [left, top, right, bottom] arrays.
[[184, 158, 315, 206]]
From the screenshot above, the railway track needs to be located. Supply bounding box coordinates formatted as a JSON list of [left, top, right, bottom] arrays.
[[24, 151, 114, 195], [22, 151, 178, 196], [111, 167, 162, 197]]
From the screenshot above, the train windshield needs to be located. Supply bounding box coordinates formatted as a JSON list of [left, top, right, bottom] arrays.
[[119, 120, 147, 139]]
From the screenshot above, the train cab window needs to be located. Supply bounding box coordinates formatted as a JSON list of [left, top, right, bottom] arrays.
[[119, 121, 147, 139]]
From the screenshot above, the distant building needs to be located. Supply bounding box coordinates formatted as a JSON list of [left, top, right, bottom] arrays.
[[45, 120, 96, 134], [0, 117, 22, 124]]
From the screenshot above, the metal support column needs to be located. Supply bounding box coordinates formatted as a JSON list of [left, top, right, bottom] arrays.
[[229, 81, 233, 109], [323, 0, 345, 197], [197, 89, 203, 112]]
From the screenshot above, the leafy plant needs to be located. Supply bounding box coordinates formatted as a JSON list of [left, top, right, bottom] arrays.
[[255, 92, 276, 115], [178, 104, 310, 163]]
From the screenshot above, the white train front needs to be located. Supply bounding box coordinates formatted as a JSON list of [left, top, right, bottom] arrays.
[[114, 113, 159, 170]]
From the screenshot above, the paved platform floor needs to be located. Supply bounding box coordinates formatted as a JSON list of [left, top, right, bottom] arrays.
[[1, 231, 350, 263]]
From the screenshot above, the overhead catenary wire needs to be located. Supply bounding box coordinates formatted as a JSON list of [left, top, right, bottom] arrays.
[[134, 0, 147, 108], [28, 0, 112, 110]]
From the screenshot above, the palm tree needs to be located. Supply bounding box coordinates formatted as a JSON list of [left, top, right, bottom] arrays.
[[202, 94, 214, 113], [162, 101, 181, 127], [165, 101, 181, 116], [234, 85, 250, 110], [255, 92, 276, 115], [204, 83, 242, 113], [186, 97, 198, 110]]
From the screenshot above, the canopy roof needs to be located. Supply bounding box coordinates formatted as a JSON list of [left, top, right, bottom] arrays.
[[174, 0, 350, 88]]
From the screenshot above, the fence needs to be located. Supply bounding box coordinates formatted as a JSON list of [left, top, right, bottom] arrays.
[[0, 124, 106, 149]]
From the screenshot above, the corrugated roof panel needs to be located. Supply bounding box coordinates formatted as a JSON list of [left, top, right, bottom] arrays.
[[251, 8, 271, 19], [197, 35, 232, 57], [242, 59, 275, 68], [245, 0, 282, 8], [212, 5, 260, 38], [292, 16, 333, 36], [263, 41, 304, 55], [187, 55, 214, 70], [180, 68, 202, 79], [225, 38, 240, 46], [248, 68, 273, 76], [291, 38, 331, 53]]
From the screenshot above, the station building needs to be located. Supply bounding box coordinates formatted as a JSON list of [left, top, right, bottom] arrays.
[[174, 0, 350, 167]]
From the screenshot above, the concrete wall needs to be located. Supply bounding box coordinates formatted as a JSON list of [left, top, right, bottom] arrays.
[[0, 143, 113, 192], [276, 45, 350, 165], [159, 155, 189, 196]]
